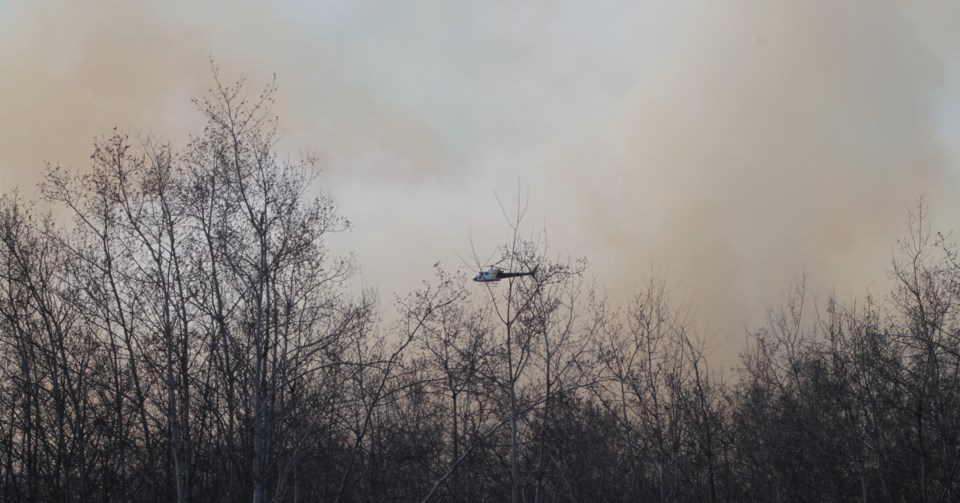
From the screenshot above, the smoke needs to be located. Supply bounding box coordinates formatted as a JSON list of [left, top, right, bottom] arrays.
[[2, 0, 959, 363], [0, 1, 205, 190], [0, 0, 446, 188], [536, 0, 960, 358]]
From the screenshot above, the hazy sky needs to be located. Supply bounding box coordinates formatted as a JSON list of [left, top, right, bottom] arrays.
[[2, 0, 959, 362]]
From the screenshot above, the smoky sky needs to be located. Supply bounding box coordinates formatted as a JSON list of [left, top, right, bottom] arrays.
[[2, 0, 959, 362]]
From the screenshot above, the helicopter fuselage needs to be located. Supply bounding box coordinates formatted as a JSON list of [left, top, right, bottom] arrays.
[[472, 266, 535, 282]]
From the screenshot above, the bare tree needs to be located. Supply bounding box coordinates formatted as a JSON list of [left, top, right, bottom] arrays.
[[889, 200, 960, 501], [416, 266, 494, 502]]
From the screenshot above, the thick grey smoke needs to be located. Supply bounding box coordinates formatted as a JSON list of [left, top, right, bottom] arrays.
[[2, 0, 959, 363], [539, 1, 960, 357]]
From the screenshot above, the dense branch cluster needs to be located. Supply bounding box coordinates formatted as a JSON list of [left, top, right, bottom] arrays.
[[0, 79, 958, 502]]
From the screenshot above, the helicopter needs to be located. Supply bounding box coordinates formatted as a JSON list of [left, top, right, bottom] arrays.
[[473, 264, 538, 283]]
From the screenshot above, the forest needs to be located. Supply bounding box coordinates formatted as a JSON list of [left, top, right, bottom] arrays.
[[0, 76, 958, 503]]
